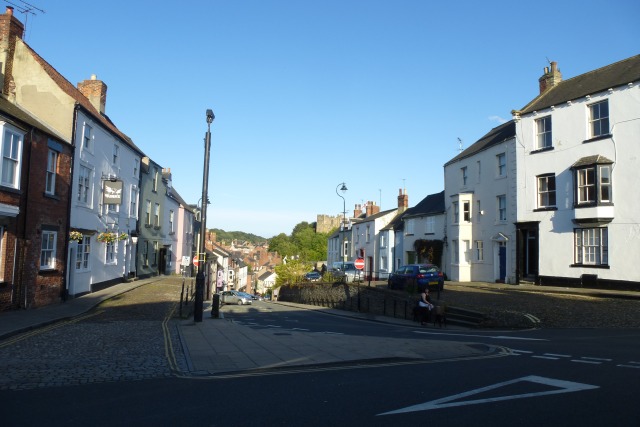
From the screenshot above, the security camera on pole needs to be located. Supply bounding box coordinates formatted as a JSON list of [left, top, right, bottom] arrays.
[[195, 109, 214, 322]]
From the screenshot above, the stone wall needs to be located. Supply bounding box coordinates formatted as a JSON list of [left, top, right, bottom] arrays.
[[278, 282, 421, 321]]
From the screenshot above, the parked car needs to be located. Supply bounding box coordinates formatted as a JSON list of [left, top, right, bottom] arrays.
[[387, 264, 444, 291], [238, 291, 258, 301], [304, 271, 321, 282], [333, 262, 363, 283], [219, 290, 253, 305]]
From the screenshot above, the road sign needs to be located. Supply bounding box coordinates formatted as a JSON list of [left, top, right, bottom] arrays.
[[193, 255, 199, 267], [354, 258, 365, 270]]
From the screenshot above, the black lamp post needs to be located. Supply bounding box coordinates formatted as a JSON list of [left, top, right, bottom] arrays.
[[336, 182, 347, 270], [195, 109, 214, 322]]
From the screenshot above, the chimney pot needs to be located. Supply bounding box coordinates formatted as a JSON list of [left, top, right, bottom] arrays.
[[6, 6, 13, 15]]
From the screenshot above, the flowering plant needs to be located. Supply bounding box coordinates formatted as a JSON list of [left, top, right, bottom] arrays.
[[97, 232, 129, 243], [69, 231, 83, 242]]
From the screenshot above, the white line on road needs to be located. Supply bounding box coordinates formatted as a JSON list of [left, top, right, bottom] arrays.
[[532, 355, 560, 360], [618, 364, 640, 369], [413, 331, 547, 341], [571, 360, 602, 364], [580, 357, 613, 362], [544, 353, 571, 358]]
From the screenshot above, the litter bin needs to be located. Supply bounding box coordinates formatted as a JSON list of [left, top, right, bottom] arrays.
[[211, 293, 220, 318]]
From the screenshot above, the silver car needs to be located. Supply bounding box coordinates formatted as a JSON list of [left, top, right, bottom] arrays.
[[333, 262, 363, 283], [219, 290, 253, 305]]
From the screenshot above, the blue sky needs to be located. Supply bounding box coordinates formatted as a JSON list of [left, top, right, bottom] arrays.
[[17, 0, 639, 238]]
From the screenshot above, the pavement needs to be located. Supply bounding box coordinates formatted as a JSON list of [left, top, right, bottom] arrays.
[[1, 277, 638, 377]]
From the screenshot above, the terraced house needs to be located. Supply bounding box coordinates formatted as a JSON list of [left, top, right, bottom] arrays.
[[512, 55, 640, 289]]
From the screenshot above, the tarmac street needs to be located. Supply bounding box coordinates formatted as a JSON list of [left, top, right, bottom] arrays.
[[1, 276, 639, 391]]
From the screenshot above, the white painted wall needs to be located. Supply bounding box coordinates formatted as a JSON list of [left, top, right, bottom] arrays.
[[516, 83, 640, 283]]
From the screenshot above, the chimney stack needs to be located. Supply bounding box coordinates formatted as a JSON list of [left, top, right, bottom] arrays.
[[397, 188, 408, 212], [78, 74, 108, 114], [538, 61, 562, 94], [0, 6, 25, 96], [353, 204, 362, 218]]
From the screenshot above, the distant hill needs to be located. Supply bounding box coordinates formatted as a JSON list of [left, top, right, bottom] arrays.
[[211, 228, 267, 244]]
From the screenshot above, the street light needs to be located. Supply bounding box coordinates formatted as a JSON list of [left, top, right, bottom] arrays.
[[336, 182, 347, 270], [195, 109, 215, 322]]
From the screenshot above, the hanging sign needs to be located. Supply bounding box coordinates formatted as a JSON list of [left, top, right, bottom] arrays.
[[103, 180, 123, 205]]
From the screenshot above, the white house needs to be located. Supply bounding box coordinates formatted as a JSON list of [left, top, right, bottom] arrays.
[[68, 88, 144, 295], [443, 121, 517, 283], [397, 190, 446, 271], [512, 56, 640, 288]]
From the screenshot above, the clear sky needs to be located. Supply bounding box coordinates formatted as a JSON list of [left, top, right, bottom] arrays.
[[15, 0, 639, 238]]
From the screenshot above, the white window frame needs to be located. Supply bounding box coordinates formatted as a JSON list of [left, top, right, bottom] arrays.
[[497, 195, 507, 221], [130, 187, 138, 219], [476, 160, 481, 183], [77, 165, 91, 205], [169, 210, 175, 233], [153, 168, 159, 192], [537, 174, 556, 208], [154, 203, 160, 227], [575, 227, 608, 266], [366, 225, 370, 243], [45, 149, 58, 195], [452, 202, 459, 224], [40, 230, 57, 270], [426, 216, 435, 234], [406, 218, 415, 235], [82, 123, 93, 152], [1, 126, 23, 189], [476, 200, 482, 222], [576, 165, 611, 205], [535, 115, 552, 149], [461, 166, 468, 186], [105, 240, 116, 264], [380, 232, 386, 248], [112, 144, 119, 166], [76, 236, 91, 271], [133, 158, 139, 178], [145, 200, 151, 225], [463, 201, 471, 222], [589, 100, 609, 138], [497, 153, 506, 177], [475, 240, 484, 261]]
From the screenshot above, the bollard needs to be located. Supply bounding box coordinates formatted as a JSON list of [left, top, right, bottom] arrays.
[[211, 293, 220, 318]]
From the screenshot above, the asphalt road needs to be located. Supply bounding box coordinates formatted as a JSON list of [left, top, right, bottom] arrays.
[[2, 280, 640, 426]]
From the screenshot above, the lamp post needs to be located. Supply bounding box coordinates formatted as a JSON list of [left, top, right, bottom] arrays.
[[336, 183, 347, 270], [195, 109, 215, 322]]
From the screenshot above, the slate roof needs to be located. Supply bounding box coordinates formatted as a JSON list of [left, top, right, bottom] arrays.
[[516, 54, 640, 115], [402, 191, 445, 218], [444, 120, 516, 166], [571, 155, 614, 168]]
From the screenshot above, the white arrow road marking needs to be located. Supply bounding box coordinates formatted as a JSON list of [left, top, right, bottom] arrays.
[[378, 375, 599, 415]]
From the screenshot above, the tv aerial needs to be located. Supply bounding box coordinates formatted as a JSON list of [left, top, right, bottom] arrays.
[[5, 1, 45, 39]]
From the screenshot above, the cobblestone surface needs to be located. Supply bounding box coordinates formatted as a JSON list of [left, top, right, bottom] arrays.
[[437, 284, 640, 329], [0, 279, 189, 391]]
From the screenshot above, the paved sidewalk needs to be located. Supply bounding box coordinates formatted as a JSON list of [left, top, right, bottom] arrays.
[[176, 300, 495, 375]]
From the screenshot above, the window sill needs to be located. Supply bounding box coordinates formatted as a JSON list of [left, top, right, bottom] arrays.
[[154, 226, 161, 230], [533, 207, 558, 212], [583, 134, 612, 144], [424, 233, 435, 236], [530, 146, 554, 154], [570, 264, 610, 269], [0, 185, 21, 194], [39, 268, 58, 274], [43, 193, 60, 200], [145, 224, 152, 228], [574, 202, 613, 209]]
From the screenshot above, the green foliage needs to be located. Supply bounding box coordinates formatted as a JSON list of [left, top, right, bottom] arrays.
[[413, 239, 444, 266], [210, 228, 266, 244], [274, 259, 308, 286], [268, 222, 330, 263]]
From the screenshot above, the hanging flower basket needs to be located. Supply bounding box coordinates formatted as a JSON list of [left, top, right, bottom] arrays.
[[69, 231, 83, 242], [97, 232, 129, 243]]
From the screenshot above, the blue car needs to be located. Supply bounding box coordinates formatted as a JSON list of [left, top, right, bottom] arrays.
[[387, 264, 444, 291]]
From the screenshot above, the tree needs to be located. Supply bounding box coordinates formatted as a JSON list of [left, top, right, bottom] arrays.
[[268, 222, 330, 263], [274, 258, 307, 286], [268, 233, 297, 258]]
